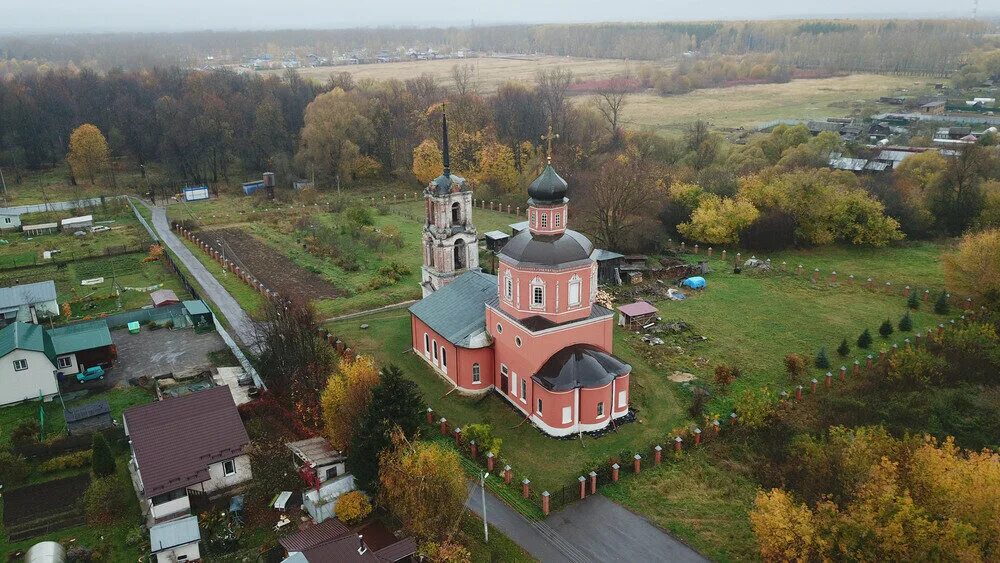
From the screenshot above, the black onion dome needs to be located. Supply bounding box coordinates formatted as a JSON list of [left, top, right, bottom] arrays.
[[499, 229, 593, 267], [528, 164, 568, 204], [534, 344, 631, 392]]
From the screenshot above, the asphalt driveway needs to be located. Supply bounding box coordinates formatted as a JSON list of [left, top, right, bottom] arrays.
[[111, 326, 228, 381]]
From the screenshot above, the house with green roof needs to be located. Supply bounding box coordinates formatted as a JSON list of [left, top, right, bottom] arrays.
[[0, 322, 60, 406], [0, 319, 116, 407]]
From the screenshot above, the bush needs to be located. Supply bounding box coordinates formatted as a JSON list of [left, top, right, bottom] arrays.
[[463, 423, 502, 457], [0, 449, 31, 485], [934, 292, 950, 314], [418, 540, 472, 563], [907, 290, 920, 310], [83, 474, 129, 525], [344, 204, 374, 226], [836, 338, 850, 357], [714, 363, 741, 391], [91, 433, 115, 477], [734, 387, 776, 429], [39, 450, 92, 473], [11, 419, 40, 453], [66, 546, 94, 562], [784, 354, 806, 382], [335, 490, 373, 524], [857, 329, 873, 349], [879, 319, 895, 338], [899, 311, 913, 332], [815, 348, 830, 369]]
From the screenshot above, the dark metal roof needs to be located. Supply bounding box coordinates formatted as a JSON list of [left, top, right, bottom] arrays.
[[528, 164, 568, 204], [533, 344, 630, 392], [279, 518, 350, 552], [124, 386, 249, 498], [498, 229, 593, 268], [64, 399, 111, 423], [409, 271, 496, 347], [427, 172, 467, 196]]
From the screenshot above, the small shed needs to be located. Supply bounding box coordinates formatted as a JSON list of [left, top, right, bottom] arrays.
[[182, 186, 210, 202], [64, 399, 113, 436], [60, 215, 93, 232], [150, 289, 181, 308], [483, 231, 510, 252], [149, 514, 201, 562], [0, 212, 21, 231], [618, 301, 658, 329], [591, 249, 625, 285], [22, 222, 58, 236], [509, 221, 529, 236], [183, 300, 213, 327]]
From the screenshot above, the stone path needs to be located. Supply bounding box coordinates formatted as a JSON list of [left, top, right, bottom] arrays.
[[466, 482, 706, 563]]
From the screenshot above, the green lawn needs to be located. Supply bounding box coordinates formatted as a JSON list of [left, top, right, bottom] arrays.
[[325, 309, 688, 493], [0, 386, 154, 449], [629, 250, 951, 415], [601, 449, 759, 563], [461, 512, 537, 563]]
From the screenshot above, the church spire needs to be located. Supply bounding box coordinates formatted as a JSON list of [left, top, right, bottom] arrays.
[[442, 106, 451, 177]]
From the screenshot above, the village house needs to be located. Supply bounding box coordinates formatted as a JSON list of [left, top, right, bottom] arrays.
[[410, 118, 632, 437], [279, 518, 417, 563], [123, 386, 252, 530], [0, 319, 116, 407], [286, 436, 356, 524], [0, 280, 59, 325]]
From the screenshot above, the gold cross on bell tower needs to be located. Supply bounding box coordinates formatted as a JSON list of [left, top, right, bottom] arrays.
[[541, 125, 560, 164]]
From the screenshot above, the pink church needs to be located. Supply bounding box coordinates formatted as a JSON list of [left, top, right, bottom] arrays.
[[409, 115, 632, 437]]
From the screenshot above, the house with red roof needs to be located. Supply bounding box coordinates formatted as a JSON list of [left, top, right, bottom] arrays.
[[123, 385, 252, 527]]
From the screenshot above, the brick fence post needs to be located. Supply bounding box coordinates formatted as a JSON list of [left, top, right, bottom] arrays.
[[811, 378, 818, 393], [470, 440, 477, 459], [522, 478, 530, 499], [853, 360, 861, 377], [795, 385, 803, 401], [454, 427, 462, 445], [579, 476, 587, 499], [503, 465, 512, 485], [589, 471, 597, 494], [426, 407, 434, 424], [839, 366, 847, 381], [633, 454, 642, 474], [611, 463, 620, 482], [825, 371, 833, 387], [542, 491, 550, 516], [694, 428, 702, 446], [654, 445, 662, 465], [674, 436, 683, 452], [439, 417, 447, 436], [486, 452, 495, 472]]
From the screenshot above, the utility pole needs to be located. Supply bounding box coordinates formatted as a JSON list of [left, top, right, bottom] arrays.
[[0, 166, 8, 205], [480, 471, 489, 542]]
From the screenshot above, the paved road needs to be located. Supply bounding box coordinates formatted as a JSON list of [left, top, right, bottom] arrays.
[[466, 482, 706, 563], [149, 205, 257, 348]]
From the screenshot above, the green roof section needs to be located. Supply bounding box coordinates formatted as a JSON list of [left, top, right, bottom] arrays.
[[409, 270, 496, 347], [183, 300, 212, 317], [0, 322, 56, 361], [47, 320, 112, 355]]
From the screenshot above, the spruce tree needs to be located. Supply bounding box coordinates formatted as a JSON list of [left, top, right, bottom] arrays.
[[837, 338, 850, 357], [907, 291, 920, 310], [91, 433, 115, 477], [815, 347, 830, 369], [857, 329, 873, 349], [934, 292, 950, 315], [879, 319, 895, 338], [898, 311, 913, 332]]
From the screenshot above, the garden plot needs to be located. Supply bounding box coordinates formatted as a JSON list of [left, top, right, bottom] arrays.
[[203, 227, 339, 300], [3, 473, 90, 542]]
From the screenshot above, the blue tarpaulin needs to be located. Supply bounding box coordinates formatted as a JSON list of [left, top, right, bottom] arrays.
[[681, 276, 706, 289]]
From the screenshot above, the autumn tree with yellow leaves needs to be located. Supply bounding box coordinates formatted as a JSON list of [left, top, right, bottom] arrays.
[[412, 139, 443, 185], [67, 124, 110, 184], [943, 228, 1000, 303], [320, 355, 380, 450], [379, 428, 466, 541]]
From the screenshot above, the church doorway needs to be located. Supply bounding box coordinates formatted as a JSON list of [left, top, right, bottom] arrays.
[[454, 239, 466, 269]]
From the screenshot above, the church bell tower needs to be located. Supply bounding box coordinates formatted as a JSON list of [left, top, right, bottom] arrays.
[[420, 109, 479, 297]]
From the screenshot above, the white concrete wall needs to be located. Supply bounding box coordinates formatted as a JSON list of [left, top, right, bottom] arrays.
[[197, 454, 252, 494], [304, 474, 356, 524], [0, 349, 57, 406], [149, 494, 191, 522], [153, 540, 200, 562], [56, 353, 80, 376]]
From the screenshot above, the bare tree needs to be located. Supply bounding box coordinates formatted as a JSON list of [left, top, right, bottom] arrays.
[[581, 147, 668, 252], [536, 67, 573, 131], [593, 73, 633, 147], [450, 63, 476, 96]]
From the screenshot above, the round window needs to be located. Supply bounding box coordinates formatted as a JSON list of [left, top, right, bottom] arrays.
[[496, 323, 503, 334], [515, 336, 522, 347]]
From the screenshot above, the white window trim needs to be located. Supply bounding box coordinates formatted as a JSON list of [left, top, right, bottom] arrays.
[[441, 348, 447, 369], [222, 459, 237, 476], [537, 398, 543, 414], [520, 378, 527, 402], [568, 274, 582, 307], [13, 359, 27, 371], [496, 322, 503, 334], [540, 213, 548, 228], [501, 364, 509, 376], [57, 356, 73, 368], [554, 213, 562, 227], [530, 277, 545, 310], [472, 363, 481, 383], [561, 406, 572, 424], [515, 336, 522, 347], [433, 341, 439, 361], [504, 270, 513, 301], [597, 402, 605, 418], [424, 333, 430, 355]]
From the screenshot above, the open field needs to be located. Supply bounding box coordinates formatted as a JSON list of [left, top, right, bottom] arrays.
[[262, 55, 633, 92], [324, 308, 688, 493], [620, 243, 950, 415], [615, 73, 921, 133]]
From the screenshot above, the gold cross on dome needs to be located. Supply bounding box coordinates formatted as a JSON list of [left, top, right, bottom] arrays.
[[541, 125, 560, 164]]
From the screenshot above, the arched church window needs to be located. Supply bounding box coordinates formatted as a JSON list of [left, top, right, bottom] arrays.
[[568, 274, 582, 307], [554, 213, 562, 227], [451, 201, 461, 225], [530, 277, 545, 309], [454, 239, 466, 269], [540, 213, 548, 228], [472, 363, 481, 383], [504, 270, 513, 301]]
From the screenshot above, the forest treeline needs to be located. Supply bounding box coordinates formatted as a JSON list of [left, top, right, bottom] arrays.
[[1, 19, 994, 74]]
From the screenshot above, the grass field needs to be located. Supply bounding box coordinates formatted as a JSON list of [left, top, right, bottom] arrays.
[[615, 74, 920, 134], [262, 55, 632, 92]]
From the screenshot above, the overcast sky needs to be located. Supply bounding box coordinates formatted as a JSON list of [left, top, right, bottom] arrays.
[[1, 0, 984, 34]]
